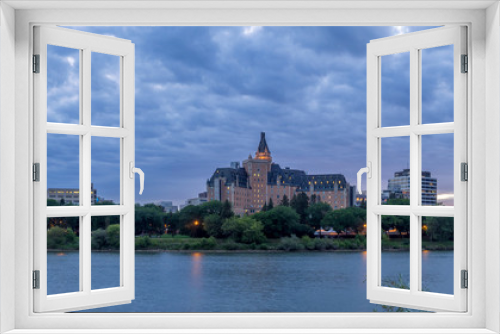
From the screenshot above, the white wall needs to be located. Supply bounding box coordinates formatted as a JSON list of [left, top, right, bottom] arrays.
[[0, 2, 16, 333], [485, 2, 500, 332]]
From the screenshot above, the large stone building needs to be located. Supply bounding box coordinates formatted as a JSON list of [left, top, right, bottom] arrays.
[[207, 133, 352, 215]]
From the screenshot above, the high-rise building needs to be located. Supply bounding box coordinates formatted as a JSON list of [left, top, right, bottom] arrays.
[[207, 132, 352, 215], [386, 169, 437, 205]]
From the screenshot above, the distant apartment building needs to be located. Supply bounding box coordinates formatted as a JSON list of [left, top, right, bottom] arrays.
[[180, 192, 209, 210], [207, 132, 352, 216], [47, 183, 97, 205], [386, 169, 437, 205], [158, 201, 179, 213]]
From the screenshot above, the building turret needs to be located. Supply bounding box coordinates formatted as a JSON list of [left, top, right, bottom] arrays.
[[255, 132, 272, 161]]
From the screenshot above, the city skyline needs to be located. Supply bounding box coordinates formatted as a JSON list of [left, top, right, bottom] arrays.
[[46, 26, 454, 206]]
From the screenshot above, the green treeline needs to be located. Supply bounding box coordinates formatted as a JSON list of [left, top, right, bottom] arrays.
[[46, 196, 453, 251]]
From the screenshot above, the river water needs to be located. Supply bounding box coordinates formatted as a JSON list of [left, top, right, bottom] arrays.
[[47, 250, 453, 312]]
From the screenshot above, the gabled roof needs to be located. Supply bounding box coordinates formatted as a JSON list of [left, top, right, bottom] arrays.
[[207, 167, 249, 188]]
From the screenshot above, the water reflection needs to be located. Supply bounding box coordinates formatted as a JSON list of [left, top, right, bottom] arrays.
[[65, 251, 454, 312], [190, 252, 203, 288]]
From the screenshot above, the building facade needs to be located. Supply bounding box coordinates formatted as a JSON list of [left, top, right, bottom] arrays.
[[207, 133, 352, 215], [47, 183, 97, 205], [158, 201, 179, 213], [386, 169, 437, 205], [179, 192, 209, 210]]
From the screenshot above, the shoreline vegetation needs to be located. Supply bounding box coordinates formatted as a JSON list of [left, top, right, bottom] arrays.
[[47, 233, 453, 252], [47, 197, 454, 252]]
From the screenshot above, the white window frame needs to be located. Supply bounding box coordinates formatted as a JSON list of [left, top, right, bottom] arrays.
[[33, 25, 136, 313], [1, 1, 499, 333], [366, 26, 468, 312]]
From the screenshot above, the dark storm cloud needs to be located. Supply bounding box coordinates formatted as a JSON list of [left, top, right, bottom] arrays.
[[48, 25, 452, 205]]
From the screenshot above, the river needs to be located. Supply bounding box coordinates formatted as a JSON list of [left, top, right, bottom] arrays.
[[47, 250, 453, 312]]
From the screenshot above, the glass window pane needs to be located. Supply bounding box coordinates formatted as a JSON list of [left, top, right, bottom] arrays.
[[91, 137, 121, 205], [91, 52, 121, 127], [421, 134, 454, 206], [421, 45, 454, 124], [47, 217, 80, 294], [381, 215, 410, 290], [381, 52, 410, 127], [47, 134, 80, 206], [381, 136, 410, 205], [422, 216, 454, 294], [47, 45, 80, 124], [91, 215, 121, 290]]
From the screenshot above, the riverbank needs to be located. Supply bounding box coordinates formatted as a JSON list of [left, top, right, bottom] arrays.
[[48, 235, 453, 252]]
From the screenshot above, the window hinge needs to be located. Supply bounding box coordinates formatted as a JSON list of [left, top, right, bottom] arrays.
[[461, 270, 468, 289], [461, 54, 468, 73], [33, 270, 40, 289], [33, 54, 40, 73], [33, 163, 40, 182], [461, 162, 468, 181]]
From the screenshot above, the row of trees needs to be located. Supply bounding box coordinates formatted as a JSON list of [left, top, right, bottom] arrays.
[[46, 194, 453, 244], [47, 195, 364, 240], [47, 223, 120, 250], [381, 199, 454, 241], [164, 196, 367, 241]]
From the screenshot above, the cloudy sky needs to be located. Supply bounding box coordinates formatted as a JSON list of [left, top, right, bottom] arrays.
[[46, 25, 455, 206]]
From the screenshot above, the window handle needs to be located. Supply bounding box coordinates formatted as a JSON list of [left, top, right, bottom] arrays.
[[357, 162, 371, 195], [129, 162, 145, 195]]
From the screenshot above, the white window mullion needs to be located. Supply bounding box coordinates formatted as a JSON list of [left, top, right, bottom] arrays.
[[33, 26, 49, 306], [122, 48, 135, 296], [453, 26, 468, 304], [365, 42, 380, 302], [409, 47, 420, 295], [119, 55, 125, 288], [81, 47, 92, 295], [82, 214, 91, 294], [372, 126, 411, 138], [82, 47, 91, 209], [373, 205, 454, 217]]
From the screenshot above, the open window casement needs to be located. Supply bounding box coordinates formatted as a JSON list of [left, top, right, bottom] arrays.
[[33, 26, 139, 312], [363, 26, 467, 312]]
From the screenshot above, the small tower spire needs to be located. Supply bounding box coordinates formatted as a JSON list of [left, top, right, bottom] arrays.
[[255, 132, 272, 161]]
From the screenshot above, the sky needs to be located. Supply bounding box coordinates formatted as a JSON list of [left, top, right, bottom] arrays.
[[46, 26, 455, 206]]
